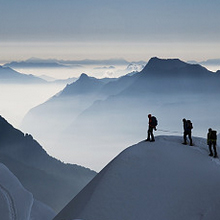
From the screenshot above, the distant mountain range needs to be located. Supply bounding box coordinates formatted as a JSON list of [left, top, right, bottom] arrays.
[[22, 56, 220, 123], [0, 65, 47, 84], [21, 57, 220, 170], [21, 73, 119, 142], [188, 58, 220, 67], [3, 58, 68, 69], [0, 64, 78, 84], [0, 115, 96, 213], [3, 57, 146, 69], [39, 74, 77, 84], [120, 57, 219, 95], [1, 57, 146, 84], [21, 70, 136, 140]]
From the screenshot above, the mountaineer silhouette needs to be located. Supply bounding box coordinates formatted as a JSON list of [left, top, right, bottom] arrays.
[[207, 128, 218, 158], [146, 114, 158, 142], [182, 118, 193, 146]]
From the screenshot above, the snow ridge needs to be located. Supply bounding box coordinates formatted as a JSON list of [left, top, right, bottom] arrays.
[[54, 135, 220, 220], [0, 163, 55, 220], [0, 184, 17, 220]]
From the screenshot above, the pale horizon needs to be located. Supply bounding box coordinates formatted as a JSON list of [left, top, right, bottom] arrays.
[[1, 0, 220, 65], [1, 41, 220, 64]]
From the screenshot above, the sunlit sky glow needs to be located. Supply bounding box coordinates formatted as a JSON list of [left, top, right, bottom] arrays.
[[1, 0, 220, 62]]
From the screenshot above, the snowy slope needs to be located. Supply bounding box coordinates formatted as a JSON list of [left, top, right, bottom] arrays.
[[0, 163, 55, 220], [54, 135, 220, 220]]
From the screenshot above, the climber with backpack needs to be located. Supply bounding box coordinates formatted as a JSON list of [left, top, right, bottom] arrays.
[[182, 118, 193, 146], [207, 128, 218, 158], [146, 114, 158, 142]]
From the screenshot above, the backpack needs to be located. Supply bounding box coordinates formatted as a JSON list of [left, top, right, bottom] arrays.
[[186, 120, 193, 129], [151, 116, 158, 127], [210, 130, 217, 140]]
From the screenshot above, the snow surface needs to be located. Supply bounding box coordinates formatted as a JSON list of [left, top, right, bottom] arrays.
[[0, 163, 55, 220], [54, 135, 220, 220]]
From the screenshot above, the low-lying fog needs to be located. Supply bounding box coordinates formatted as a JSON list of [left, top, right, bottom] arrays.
[[20, 90, 220, 171], [0, 84, 65, 126], [52, 93, 220, 171], [11, 65, 130, 79]]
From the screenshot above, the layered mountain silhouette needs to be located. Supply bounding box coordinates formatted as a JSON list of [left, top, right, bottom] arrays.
[[21, 57, 220, 170], [189, 58, 220, 67], [0, 115, 96, 212], [3, 57, 131, 68], [118, 57, 219, 96], [0, 65, 47, 84], [3, 57, 68, 69], [21, 73, 118, 137], [60, 73, 106, 95], [146, 57, 215, 78]]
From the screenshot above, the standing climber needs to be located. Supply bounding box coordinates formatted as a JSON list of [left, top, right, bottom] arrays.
[[207, 128, 218, 158], [182, 118, 193, 146], [146, 114, 158, 142]]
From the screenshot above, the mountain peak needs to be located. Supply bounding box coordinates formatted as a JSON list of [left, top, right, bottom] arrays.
[[60, 73, 104, 96], [79, 73, 89, 80], [144, 57, 187, 72], [138, 57, 211, 78]]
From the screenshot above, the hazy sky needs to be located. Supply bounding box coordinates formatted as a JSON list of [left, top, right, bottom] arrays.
[[1, 0, 220, 62]]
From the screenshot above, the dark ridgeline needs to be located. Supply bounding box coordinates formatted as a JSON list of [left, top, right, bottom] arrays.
[[0, 115, 96, 213], [121, 57, 219, 96], [60, 73, 106, 96]]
